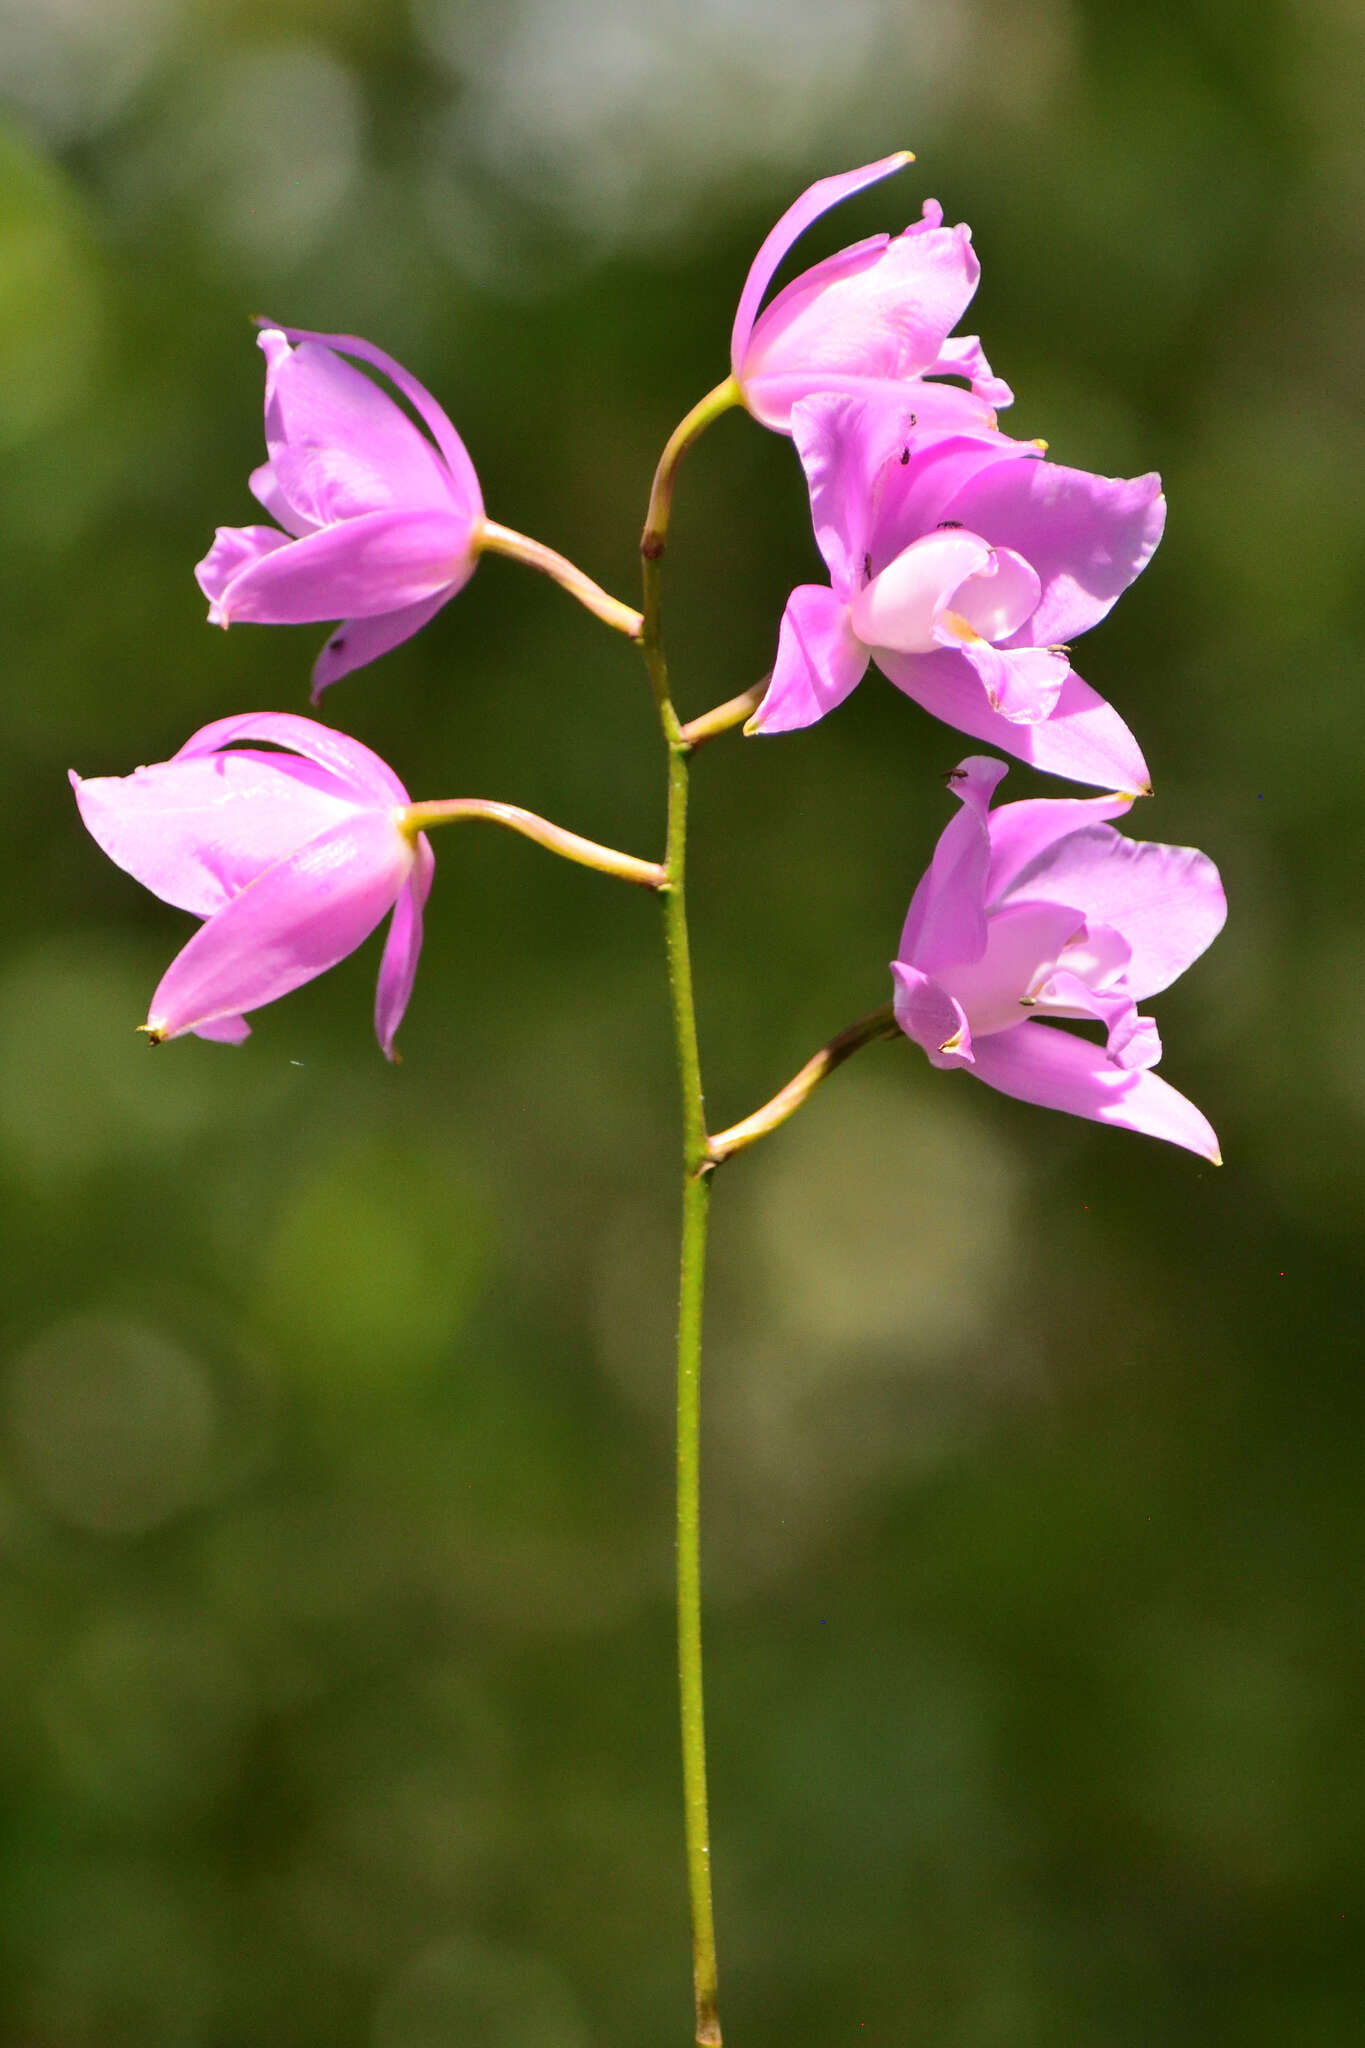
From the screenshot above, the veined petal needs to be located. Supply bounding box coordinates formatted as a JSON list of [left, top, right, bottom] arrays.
[[196, 525, 292, 622], [879, 647, 1151, 793], [730, 154, 914, 377], [263, 324, 483, 516], [374, 831, 434, 1060], [310, 594, 453, 703], [968, 1020, 1220, 1161], [171, 712, 412, 807], [898, 755, 1006, 972], [146, 812, 412, 1044], [890, 961, 973, 1067], [749, 585, 868, 733], [1000, 827, 1227, 998], [70, 752, 368, 918], [944, 457, 1166, 647], [259, 330, 459, 526], [211, 508, 478, 625]]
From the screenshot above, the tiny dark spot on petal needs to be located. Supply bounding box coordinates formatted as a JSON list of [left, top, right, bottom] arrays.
[[937, 520, 963, 529]]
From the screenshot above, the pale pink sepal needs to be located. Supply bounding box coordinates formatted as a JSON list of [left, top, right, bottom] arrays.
[[969, 1022, 1221, 1162]]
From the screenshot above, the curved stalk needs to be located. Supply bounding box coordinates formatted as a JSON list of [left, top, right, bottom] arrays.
[[480, 520, 644, 640], [401, 798, 664, 889], [641, 376, 743, 572], [707, 1003, 900, 1164], [679, 678, 769, 750]]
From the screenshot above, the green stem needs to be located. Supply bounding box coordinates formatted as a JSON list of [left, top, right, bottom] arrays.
[[706, 1003, 900, 1165], [643, 390, 735, 2046], [400, 798, 664, 889]]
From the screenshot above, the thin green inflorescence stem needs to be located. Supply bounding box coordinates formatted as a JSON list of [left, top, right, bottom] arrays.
[[642, 390, 729, 2047]]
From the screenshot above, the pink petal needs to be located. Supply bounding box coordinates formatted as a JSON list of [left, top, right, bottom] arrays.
[[790, 392, 916, 591], [878, 647, 1151, 793], [249, 460, 316, 538], [740, 211, 983, 429], [924, 333, 1013, 409], [196, 525, 293, 623], [209, 508, 478, 625], [986, 791, 1135, 901], [898, 755, 1006, 972], [749, 584, 868, 733], [730, 154, 915, 381], [967, 1020, 1221, 1161], [374, 831, 434, 1060], [193, 1014, 251, 1045], [146, 812, 413, 1045], [1030, 967, 1161, 1071], [172, 712, 411, 807], [258, 330, 460, 528], [754, 372, 999, 436], [852, 529, 995, 652], [943, 457, 1166, 648], [997, 826, 1227, 999], [935, 897, 1086, 1035], [70, 752, 368, 918], [262, 323, 483, 515], [950, 639, 1071, 723], [309, 593, 452, 704], [890, 962, 972, 1067]]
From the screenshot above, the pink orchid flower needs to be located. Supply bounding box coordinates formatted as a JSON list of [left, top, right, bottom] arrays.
[[196, 327, 485, 702], [730, 153, 1011, 434], [750, 394, 1165, 792], [70, 713, 433, 1060], [892, 756, 1225, 1158]]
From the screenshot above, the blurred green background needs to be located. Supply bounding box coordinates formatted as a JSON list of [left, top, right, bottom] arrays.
[[1, 0, 1360, 2041]]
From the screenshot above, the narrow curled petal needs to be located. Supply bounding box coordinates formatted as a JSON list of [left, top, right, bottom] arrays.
[[898, 755, 1006, 971], [749, 585, 868, 733], [999, 827, 1227, 997], [374, 832, 435, 1060], [879, 648, 1151, 794], [967, 1020, 1220, 1161], [209, 508, 478, 626], [890, 962, 973, 1067], [944, 458, 1166, 647], [310, 594, 453, 703], [172, 712, 411, 806], [262, 323, 483, 514], [259, 330, 457, 527], [924, 334, 1013, 410], [70, 754, 367, 917], [146, 812, 412, 1043], [1030, 967, 1162, 1071], [196, 525, 293, 622], [730, 154, 914, 374], [249, 460, 315, 537]]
